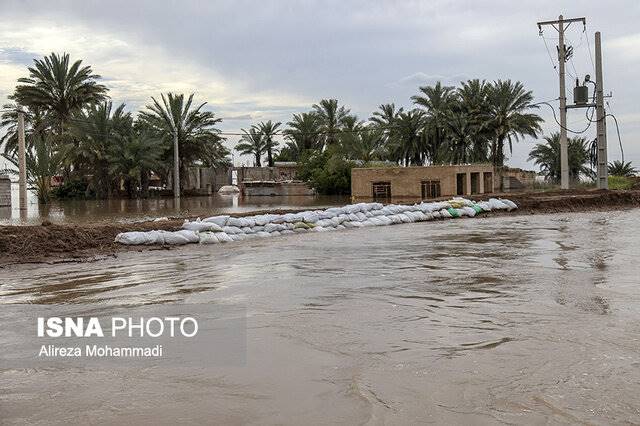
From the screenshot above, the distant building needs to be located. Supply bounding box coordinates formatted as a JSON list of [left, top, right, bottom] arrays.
[[351, 164, 537, 201], [234, 162, 315, 196], [352, 164, 496, 201]]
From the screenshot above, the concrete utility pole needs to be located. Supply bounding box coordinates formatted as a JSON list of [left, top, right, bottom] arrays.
[[173, 129, 180, 200], [17, 109, 27, 210], [537, 15, 586, 190], [595, 31, 608, 189]]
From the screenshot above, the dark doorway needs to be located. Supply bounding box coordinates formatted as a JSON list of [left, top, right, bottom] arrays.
[[470, 172, 480, 194], [483, 172, 493, 193], [456, 173, 467, 195]]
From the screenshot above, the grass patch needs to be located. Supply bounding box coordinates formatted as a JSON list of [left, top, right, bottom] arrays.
[[608, 175, 634, 190]]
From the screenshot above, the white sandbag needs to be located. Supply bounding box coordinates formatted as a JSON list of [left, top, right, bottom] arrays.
[[223, 226, 243, 234], [477, 201, 491, 211], [336, 224, 346, 230], [281, 229, 295, 235], [241, 226, 254, 234], [301, 211, 320, 223], [269, 231, 282, 237], [256, 231, 271, 238], [388, 214, 403, 224], [162, 230, 199, 245], [412, 211, 428, 221], [343, 221, 363, 228], [264, 223, 286, 233], [253, 215, 270, 226], [431, 210, 441, 219], [355, 212, 367, 221], [227, 217, 252, 228], [316, 219, 334, 228], [500, 199, 518, 210], [229, 234, 245, 241], [182, 220, 223, 232], [251, 225, 265, 232], [282, 213, 303, 223], [487, 198, 505, 210], [461, 206, 476, 217], [115, 231, 163, 245], [439, 209, 452, 218], [347, 213, 360, 222], [203, 215, 229, 227], [199, 232, 220, 244], [362, 219, 376, 227], [377, 216, 393, 226], [398, 213, 414, 223], [215, 232, 233, 243]]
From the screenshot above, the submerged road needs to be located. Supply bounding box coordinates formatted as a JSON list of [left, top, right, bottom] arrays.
[[1, 210, 639, 424]]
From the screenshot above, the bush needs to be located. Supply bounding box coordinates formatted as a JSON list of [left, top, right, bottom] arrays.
[[608, 175, 633, 190], [51, 179, 89, 199], [298, 149, 356, 195]]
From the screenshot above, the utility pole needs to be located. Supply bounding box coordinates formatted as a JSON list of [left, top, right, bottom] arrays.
[[595, 31, 608, 189], [173, 129, 180, 200], [537, 15, 586, 190], [17, 109, 27, 211]]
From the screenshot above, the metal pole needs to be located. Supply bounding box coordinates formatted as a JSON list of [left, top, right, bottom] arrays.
[[595, 31, 608, 189], [558, 15, 569, 190], [173, 129, 180, 199], [17, 110, 27, 210]]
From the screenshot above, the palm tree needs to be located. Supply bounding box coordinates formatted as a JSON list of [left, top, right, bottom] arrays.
[[255, 120, 281, 167], [139, 93, 229, 192], [282, 112, 322, 160], [608, 160, 637, 177], [0, 104, 50, 156], [312, 99, 352, 148], [1, 133, 62, 203], [411, 82, 457, 163], [369, 103, 403, 127], [344, 126, 384, 163], [12, 52, 108, 138], [528, 133, 593, 183], [387, 109, 426, 166], [486, 80, 542, 167], [236, 127, 265, 166], [68, 102, 132, 198], [106, 131, 163, 198]]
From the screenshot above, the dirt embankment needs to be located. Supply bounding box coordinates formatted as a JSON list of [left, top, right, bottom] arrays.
[[1, 190, 640, 266]]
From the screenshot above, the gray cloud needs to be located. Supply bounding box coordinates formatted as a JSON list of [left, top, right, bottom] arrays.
[[0, 0, 639, 169]]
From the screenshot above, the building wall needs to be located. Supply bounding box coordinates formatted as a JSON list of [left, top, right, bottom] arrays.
[[235, 165, 299, 183], [500, 168, 537, 190], [243, 182, 315, 196], [0, 175, 11, 207], [351, 164, 495, 201], [183, 167, 231, 193]]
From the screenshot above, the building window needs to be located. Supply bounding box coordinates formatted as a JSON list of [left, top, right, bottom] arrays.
[[483, 172, 493, 193], [421, 180, 441, 199], [372, 181, 391, 199]]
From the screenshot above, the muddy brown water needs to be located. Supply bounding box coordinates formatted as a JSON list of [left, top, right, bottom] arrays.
[[0, 191, 349, 225], [1, 209, 639, 424]]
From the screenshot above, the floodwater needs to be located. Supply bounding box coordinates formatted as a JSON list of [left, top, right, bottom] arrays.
[[0, 182, 348, 225], [1, 209, 640, 424]]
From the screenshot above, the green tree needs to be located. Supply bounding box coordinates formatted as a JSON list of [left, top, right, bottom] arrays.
[[608, 160, 637, 177], [236, 127, 266, 167], [297, 148, 355, 195], [139, 93, 229, 192], [1, 133, 62, 203], [281, 112, 322, 161], [255, 120, 281, 167], [528, 133, 593, 183], [106, 131, 163, 198], [486, 80, 542, 167], [12, 52, 108, 138], [68, 102, 133, 198], [312, 99, 352, 148], [411, 81, 457, 164], [387, 109, 426, 166]]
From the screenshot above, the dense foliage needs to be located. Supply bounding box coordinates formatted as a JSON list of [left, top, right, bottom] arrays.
[[1, 53, 229, 202]]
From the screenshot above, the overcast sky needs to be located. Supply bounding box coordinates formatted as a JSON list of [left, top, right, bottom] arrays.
[[1, 0, 638, 169]]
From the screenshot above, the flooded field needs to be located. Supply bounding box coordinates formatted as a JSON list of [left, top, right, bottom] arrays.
[[1, 209, 640, 424], [0, 183, 348, 225]]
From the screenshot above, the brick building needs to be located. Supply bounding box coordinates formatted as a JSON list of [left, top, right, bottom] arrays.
[[351, 164, 496, 201]]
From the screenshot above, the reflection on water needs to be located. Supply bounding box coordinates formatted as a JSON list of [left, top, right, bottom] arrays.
[[1, 210, 640, 424], [0, 182, 349, 225]]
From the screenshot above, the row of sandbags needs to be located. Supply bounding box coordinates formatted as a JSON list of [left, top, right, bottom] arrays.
[[115, 197, 517, 245]]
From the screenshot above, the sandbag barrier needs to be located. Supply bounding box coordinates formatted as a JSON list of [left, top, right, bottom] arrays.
[[115, 197, 517, 246]]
